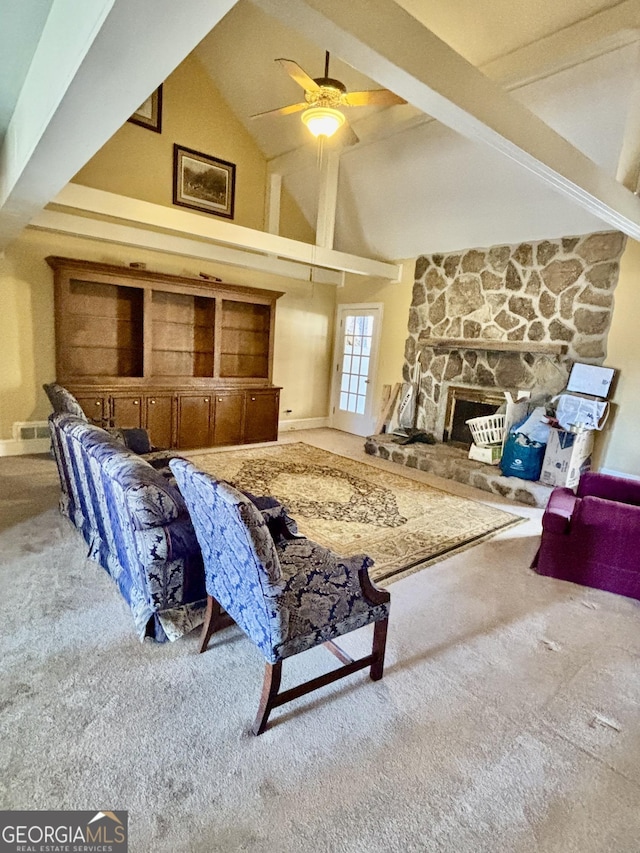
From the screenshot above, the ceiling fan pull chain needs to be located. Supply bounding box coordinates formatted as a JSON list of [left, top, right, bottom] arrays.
[[324, 50, 330, 78]]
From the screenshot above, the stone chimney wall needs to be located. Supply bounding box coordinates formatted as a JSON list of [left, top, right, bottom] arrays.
[[403, 231, 626, 436]]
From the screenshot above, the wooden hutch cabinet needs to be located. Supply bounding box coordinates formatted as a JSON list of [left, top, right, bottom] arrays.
[[48, 257, 283, 449]]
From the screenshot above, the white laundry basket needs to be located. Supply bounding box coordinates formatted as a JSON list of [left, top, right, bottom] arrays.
[[466, 413, 505, 447]]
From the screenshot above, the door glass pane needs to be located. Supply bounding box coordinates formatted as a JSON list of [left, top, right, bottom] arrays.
[[337, 312, 375, 415]]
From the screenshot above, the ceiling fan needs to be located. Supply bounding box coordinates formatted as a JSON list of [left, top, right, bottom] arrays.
[[251, 51, 407, 144]]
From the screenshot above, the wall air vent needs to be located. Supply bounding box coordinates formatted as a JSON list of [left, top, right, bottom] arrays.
[[13, 421, 50, 441], [0, 421, 52, 456]]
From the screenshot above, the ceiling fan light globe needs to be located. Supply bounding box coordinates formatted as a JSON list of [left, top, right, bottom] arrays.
[[301, 106, 345, 138]]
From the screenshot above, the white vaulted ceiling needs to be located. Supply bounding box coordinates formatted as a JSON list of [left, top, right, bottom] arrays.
[[195, 0, 640, 258], [330, 42, 640, 257], [2, 0, 640, 265]]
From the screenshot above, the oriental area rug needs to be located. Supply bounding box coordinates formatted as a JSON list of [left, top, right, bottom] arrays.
[[191, 443, 524, 584]]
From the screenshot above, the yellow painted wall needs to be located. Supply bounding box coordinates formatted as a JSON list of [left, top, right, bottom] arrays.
[[72, 52, 314, 243], [0, 244, 56, 437], [337, 261, 414, 425], [597, 237, 640, 477], [74, 53, 265, 230], [0, 229, 334, 439], [0, 46, 324, 442]]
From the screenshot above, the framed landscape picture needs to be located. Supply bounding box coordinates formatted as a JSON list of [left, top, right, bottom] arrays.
[[173, 144, 236, 219], [128, 85, 163, 133]]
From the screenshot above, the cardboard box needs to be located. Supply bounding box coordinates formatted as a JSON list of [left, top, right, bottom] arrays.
[[468, 443, 502, 465], [539, 428, 594, 488]]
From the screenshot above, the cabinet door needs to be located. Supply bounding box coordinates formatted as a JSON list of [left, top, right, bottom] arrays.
[[110, 394, 143, 429], [244, 390, 280, 443], [145, 395, 175, 449], [75, 395, 108, 426], [177, 394, 212, 449], [212, 392, 245, 447]]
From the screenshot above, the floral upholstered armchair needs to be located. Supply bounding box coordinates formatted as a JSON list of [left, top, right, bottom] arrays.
[[169, 458, 391, 735]]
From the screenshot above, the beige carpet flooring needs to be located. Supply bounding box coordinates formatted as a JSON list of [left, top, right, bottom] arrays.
[[192, 442, 523, 583], [2, 430, 640, 852]]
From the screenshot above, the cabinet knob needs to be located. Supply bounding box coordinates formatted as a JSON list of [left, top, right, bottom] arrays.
[[150, 399, 156, 405], [133, 399, 139, 405], [218, 397, 223, 402], [204, 398, 209, 403], [251, 396, 256, 401], [95, 401, 101, 406]]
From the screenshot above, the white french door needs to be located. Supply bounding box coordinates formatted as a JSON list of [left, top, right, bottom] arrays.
[[331, 304, 382, 436]]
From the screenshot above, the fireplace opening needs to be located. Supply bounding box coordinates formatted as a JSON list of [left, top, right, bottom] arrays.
[[443, 386, 505, 446]]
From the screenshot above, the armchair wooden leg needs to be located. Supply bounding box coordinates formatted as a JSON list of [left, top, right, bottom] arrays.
[[370, 618, 388, 681], [252, 661, 282, 736], [198, 596, 238, 653], [199, 595, 218, 653], [250, 620, 390, 734]]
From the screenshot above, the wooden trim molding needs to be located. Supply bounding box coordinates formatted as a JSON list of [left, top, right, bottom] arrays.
[[419, 335, 568, 356], [45, 184, 403, 281]]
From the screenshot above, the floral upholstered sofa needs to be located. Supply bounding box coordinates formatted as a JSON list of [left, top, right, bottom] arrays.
[[49, 412, 206, 641]]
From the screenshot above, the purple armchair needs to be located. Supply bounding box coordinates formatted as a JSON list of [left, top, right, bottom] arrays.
[[533, 471, 640, 601]]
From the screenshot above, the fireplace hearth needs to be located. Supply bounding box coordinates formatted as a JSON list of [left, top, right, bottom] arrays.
[[364, 433, 552, 507]]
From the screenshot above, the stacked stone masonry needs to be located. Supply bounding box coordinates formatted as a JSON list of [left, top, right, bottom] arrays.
[[364, 435, 553, 508], [404, 231, 626, 437]]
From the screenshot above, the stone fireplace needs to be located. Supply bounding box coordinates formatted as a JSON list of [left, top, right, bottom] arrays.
[[403, 231, 626, 441], [365, 230, 626, 507]]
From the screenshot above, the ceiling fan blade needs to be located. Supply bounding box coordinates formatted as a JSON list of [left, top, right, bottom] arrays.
[[250, 102, 308, 119], [276, 58, 320, 92], [342, 89, 407, 107]]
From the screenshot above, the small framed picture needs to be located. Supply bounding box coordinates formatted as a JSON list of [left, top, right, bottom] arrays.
[[173, 144, 236, 219], [128, 85, 163, 133]]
